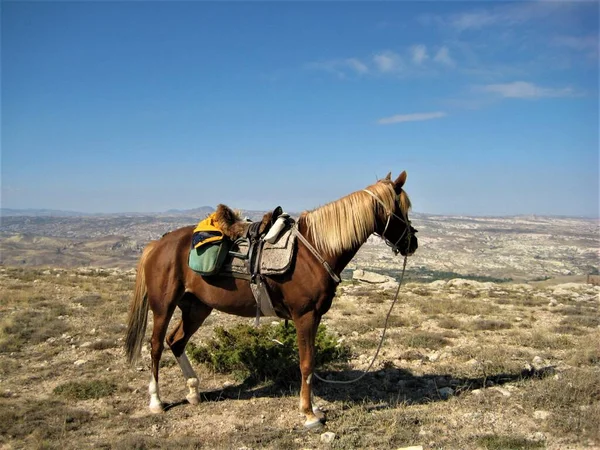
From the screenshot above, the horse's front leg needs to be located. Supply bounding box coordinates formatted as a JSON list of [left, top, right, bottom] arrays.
[[294, 310, 324, 429]]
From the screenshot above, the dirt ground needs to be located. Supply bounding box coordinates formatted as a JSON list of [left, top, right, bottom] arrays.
[[1, 266, 599, 449]]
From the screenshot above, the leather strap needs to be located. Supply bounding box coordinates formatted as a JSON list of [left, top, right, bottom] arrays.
[[292, 226, 341, 284]]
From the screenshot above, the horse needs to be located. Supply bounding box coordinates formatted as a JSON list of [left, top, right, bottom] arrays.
[[124, 171, 418, 429]]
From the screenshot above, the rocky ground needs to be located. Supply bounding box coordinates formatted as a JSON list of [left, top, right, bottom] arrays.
[[1, 266, 598, 449]]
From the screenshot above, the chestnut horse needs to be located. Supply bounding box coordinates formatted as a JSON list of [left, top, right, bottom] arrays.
[[125, 171, 417, 428]]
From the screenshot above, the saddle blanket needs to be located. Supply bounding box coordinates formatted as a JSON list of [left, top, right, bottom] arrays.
[[221, 225, 296, 276]]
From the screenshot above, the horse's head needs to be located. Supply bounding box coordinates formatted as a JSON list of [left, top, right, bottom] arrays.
[[374, 171, 418, 257]]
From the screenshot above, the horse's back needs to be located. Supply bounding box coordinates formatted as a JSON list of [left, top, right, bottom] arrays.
[[141, 225, 194, 284]]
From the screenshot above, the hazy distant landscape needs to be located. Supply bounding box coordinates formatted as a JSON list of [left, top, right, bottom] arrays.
[[1, 209, 597, 283]]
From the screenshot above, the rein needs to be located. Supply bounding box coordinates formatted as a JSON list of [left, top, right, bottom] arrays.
[[312, 188, 413, 385], [313, 253, 408, 384], [292, 226, 341, 284]]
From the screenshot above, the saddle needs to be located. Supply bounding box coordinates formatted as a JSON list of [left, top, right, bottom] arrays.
[[191, 204, 296, 321]]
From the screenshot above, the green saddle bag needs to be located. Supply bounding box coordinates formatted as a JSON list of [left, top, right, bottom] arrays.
[[188, 239, 231, 276]]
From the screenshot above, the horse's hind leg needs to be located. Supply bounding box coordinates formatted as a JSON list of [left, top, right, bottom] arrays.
[[166, 294, 212, 406]]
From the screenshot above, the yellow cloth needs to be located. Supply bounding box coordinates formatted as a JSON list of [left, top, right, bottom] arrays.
[[192, 213, 224, 249]]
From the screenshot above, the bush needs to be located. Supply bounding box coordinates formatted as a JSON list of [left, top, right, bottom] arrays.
[[187, 322, 350, 383], [53, 380, 116, 400]]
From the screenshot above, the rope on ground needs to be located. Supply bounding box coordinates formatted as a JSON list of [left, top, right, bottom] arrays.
[[313, 254, 409, 385]]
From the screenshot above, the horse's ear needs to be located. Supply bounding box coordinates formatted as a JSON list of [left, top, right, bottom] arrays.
[[384, 172, 392, 181], [393, 171, 407, 192]]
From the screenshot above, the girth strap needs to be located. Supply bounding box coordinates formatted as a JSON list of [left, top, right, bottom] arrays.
[[292, 226, 341, 284]]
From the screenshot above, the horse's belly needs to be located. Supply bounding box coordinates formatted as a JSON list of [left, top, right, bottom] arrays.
[[187, 277, 258, 317]]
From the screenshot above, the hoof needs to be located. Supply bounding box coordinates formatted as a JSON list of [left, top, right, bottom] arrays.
[[186, 393, 201, 405], [149, 402, 164, 414], [312, 406, 325, 420], [304, 417, 324, 431]]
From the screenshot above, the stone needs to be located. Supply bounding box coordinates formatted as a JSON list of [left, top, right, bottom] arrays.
[[74, 359, 86, 366], [320, 432, 336, 444], [438, 387, 454, 398], [380, 280, 400, 291], [396, 446, 424, 450], [532, 356, 544, 369], [427, 351, 440, 362], [493, 387, 511, 397], [353, 269, 394, 284], [533, 410, 550, 420]]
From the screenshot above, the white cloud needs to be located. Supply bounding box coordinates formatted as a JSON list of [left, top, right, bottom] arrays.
[[450, 10, 497, 31], [378, 111, 447, 125], [373, 51, 404, 73], [306, 58, 369, 78], [433, 46, 455, 67], [410, 45, 429, 65], [344, 58, 369, 74], [430, 2, 575, 32], [553, 35, 599, 60], [478, 81, 576, 99]]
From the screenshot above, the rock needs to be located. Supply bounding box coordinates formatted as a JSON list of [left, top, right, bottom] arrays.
[[467, 358, 480, 367], [428, 280, 447, 289], [396, 446, 423, 450], [533, 410, 550, 420], [80, 342, 92, 348], [447, 279, 486, 289], [74, 359, 86, 366], [532, 356, 544, 369], [380, 280, 400, 291], [320, 432, 336, 444], [493, 387, 511, 397], [533, 432, 546, 442], [427, 352, 440, 362], [223, 381, 235, 388], [353, 269, 394, 284], [438, 387, 454, 398]]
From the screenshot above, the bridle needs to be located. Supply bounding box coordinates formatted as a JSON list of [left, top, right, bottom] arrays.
[[362, 188, 414, 255]]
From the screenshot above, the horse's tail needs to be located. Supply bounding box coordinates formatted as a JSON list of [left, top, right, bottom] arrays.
[[125, 241, 155, 365]]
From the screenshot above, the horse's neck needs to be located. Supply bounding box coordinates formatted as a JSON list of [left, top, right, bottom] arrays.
[[330, 236, 369, 275], [299, 209, 376, 276]]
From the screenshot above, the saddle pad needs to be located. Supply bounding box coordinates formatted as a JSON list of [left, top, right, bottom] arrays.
[[223, 226, 296, 276]]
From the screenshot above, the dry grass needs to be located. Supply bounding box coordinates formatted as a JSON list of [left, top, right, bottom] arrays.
[[412, 297, 500, 316], [1, 267, 598, 449], [525, 368, 600, 442], [469, 319, 513, 331]]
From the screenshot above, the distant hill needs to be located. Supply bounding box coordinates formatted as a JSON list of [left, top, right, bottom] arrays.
[[0, 206, 216, 218], [0, 208, 90, 217], [163, 206, 214, 216]]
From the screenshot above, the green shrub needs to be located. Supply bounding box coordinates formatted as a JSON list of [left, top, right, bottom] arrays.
[[187, 322, 350, 383], [53, 379, 116, 400], [477, 435, 544, 450]]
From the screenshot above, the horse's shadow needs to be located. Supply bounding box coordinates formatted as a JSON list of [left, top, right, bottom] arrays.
[[163, 365, 555, 411]]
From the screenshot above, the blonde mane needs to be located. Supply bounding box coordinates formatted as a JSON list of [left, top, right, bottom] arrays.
[[301, 180, 411, 256]]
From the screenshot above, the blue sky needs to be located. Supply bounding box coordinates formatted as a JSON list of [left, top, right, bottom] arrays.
[[2, 1, 598, 216]]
